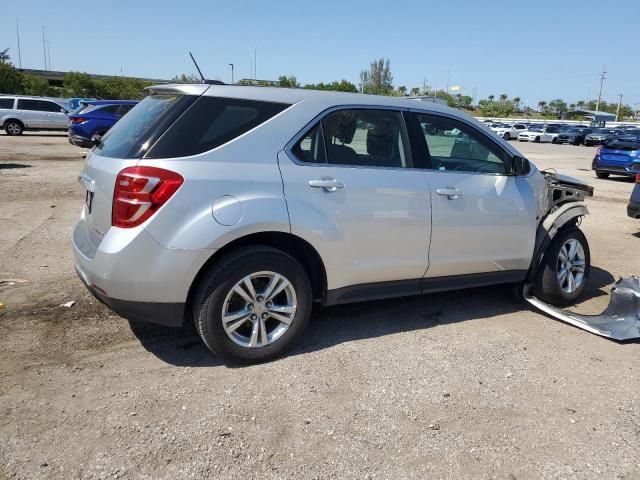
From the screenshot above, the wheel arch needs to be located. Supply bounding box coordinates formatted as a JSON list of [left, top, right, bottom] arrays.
[[2, 118, 25, 129], [185, 231, 328, 321], [526, 203, 589, 282]]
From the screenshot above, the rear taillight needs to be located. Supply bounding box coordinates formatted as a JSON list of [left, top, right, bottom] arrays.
[[595, 146, 602, 156], [636, 173, 640, 184], [112, 166, 183, 228], [71, 117, 87, 124]]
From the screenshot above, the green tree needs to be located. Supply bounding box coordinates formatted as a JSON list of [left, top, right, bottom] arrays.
[[277, 75, 300, 88], [537, 100, 547, 111], [359, 58, 393, 95], [410, 87, 420, 96], [63, 71, 97, 97], [171, 73, 201, 84], [0, 48, 10, 64], [0, 62, 22, 93], [20, 72, 51, 96], [576, 100, 586, 110], [458, 95, 473, 108], [396, 85, 407, 96], [499, 93, 508, 102], [94, 76, 151, 100], [488, 94, 495, 102], [547, 98, 568, 118], [512, 97, 521, 111], [305, 80, 357, 93]]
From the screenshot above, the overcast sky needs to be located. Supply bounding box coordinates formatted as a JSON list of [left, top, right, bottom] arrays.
[[3, 0, 639, 106]]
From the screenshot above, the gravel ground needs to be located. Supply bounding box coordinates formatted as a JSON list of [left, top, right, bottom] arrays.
[[0, 132, 639, 480]]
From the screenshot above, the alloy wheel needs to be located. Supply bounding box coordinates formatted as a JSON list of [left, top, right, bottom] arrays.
[[556, 239, 586, 294], [221, 271, 297, 348]]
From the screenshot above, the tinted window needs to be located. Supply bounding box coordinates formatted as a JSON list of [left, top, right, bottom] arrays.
[[546, 127, 559, 133], [146, 97, 289, 159], [291, 123, 326, 164], [321, 109, 410, 168], [17, 99, 45, 111], [101, 104, 122, 115], [416, 114, 508, 174], [117, 104, 135, 115], [40, 101, 64, 113], [95, 94, 195, 159], [0, 98, 14, 109]]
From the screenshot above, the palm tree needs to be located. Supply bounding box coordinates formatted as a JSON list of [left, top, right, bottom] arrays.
[[488, 94, 495, 102], [538, 100, 547, 111], [513, 96, 521, 111], [576, 100, 586, 110], [0, 48, 10, 64], [499, 93, 508, 102]]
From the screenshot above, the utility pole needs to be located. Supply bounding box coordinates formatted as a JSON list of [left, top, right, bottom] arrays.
[[42, 27, 47, 70], [615, 94, 623, 122], [45, 41, 52, 71], [16, 19, 22, 68], [596, 66, 606, 111], [254, 48, 257, 80]]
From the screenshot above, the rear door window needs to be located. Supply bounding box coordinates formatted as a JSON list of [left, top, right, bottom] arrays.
[[145, 97, 289, 158], [101, 104, 122, 115], [0, 98, 15, 109], [17, 99, 45, 111], [40, 100, 64, 113]]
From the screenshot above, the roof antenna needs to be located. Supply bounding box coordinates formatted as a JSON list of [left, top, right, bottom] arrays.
[[189, 52, 206, 83], [188, 52, 226, 86]]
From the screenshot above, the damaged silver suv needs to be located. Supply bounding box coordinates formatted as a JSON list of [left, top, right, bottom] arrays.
[[73, 84, 593, 364]]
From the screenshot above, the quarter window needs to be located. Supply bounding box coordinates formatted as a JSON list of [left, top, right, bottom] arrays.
[[0, 98, 14, 109], [321, 109, 410, 168], [416, 114, 509, 174], [146, 96, 289, 158]]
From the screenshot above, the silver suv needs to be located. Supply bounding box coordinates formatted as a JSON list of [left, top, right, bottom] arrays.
[[72, 84, 593, 364], [0, 95, 70, 135]]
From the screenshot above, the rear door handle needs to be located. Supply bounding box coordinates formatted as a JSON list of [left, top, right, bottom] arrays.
[[436, 187, 464, 199], [308, 178, 345, 193]]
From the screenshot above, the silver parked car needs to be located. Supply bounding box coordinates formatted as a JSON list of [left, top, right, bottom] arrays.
[[0, 95, 70, 135], [73, 84, 594, 364]]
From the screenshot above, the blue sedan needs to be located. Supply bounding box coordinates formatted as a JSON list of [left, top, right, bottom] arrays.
[[68, 100, 137, 148], [592, 131, 640, 179]]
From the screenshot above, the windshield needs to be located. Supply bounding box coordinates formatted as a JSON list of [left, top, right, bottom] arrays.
[[94, 94, 193, 158], [594, 129, 614, 134], [567, 129, 580, 133], [529, 126, 543, 132]]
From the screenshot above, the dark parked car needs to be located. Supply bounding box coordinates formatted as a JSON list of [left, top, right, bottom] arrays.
[[68, 100, 137, 147], [556, 127, 594, 145], [592, 134, 640, 179], [629, 174, 640, 219], [584, 128, 624, 146]]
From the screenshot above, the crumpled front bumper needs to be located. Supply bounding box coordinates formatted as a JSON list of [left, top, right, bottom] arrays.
[[524, 276, 640, 340]]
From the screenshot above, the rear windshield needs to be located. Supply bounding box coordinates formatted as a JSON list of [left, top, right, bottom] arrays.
[[94, 94, 192, 158], [145, 96, 290, 159]]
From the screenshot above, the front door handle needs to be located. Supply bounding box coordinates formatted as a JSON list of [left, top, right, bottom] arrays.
[[308, 178, 345, 193], [436, 187, 464, 199]]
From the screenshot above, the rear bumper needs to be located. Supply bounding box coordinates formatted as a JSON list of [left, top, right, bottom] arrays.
[[76, 267, 186, 326], [628, 201, 640, 219], [68, 133, 92, 148], [72, 215, 213, 326]]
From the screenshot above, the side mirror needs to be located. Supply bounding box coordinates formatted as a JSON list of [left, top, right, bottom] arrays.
[[511, 155, 529, 176], [91, 135, 102, 147]]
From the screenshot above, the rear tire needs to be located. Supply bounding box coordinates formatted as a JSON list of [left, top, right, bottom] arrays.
[[595, 171, 609, 179], [534, 136, 540, 143], [193, 246, 313, 365], [533, 226, 590, 306], [4, 121, 23, 136], [503, 132, 510, 140]]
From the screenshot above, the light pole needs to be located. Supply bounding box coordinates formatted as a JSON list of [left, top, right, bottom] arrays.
[[45, 40, 52, 71], [596, 66, 606, 111], [41, 26, 47, 70], [228, 63, 234, 84]]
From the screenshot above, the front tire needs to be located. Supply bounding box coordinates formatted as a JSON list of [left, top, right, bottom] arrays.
[[503, 132, 510, 140], [4, 121, 23, 136], [193, 246, 313, 365], [533, 226, 590, 306]]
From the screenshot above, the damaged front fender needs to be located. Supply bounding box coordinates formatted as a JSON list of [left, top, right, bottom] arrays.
[[524, 276, 640, 340]]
